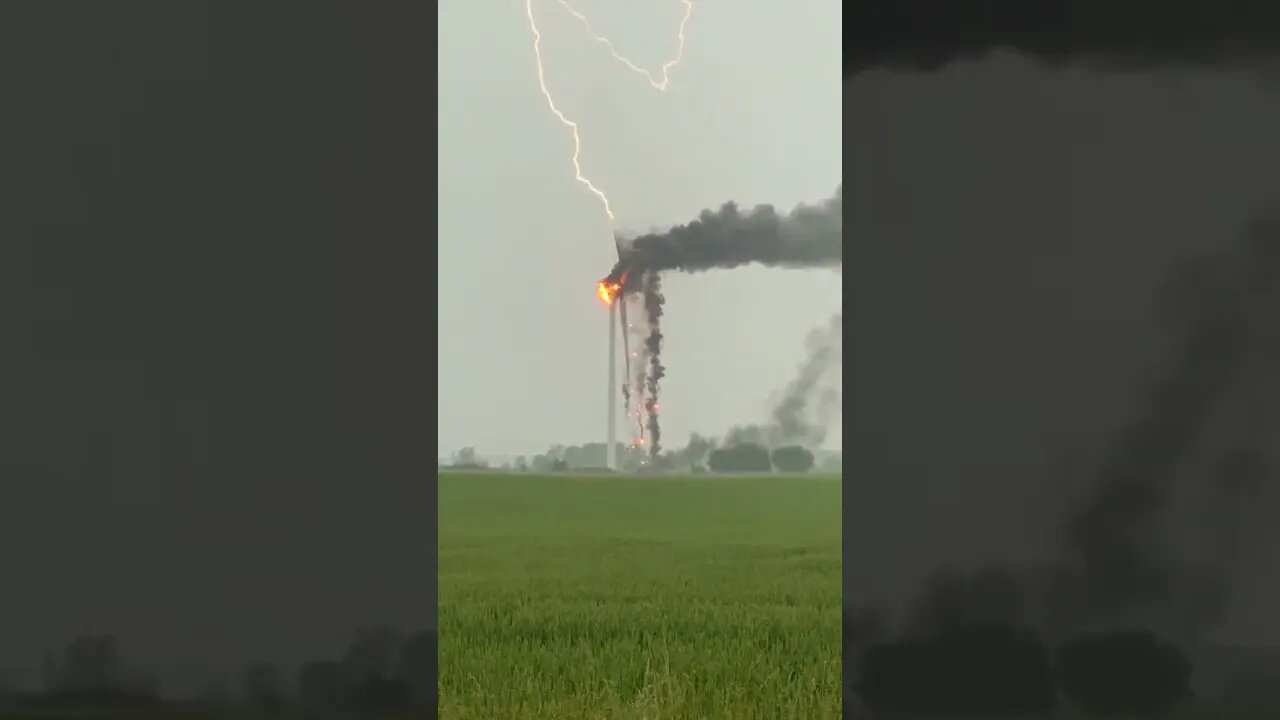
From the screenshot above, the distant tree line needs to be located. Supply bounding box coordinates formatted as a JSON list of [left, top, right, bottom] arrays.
[[447, 446, 486, 469], [708, 443, 817, 473], [445, 436, 842, 475]]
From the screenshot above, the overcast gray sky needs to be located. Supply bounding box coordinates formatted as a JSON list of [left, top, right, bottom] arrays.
[[438, 0, 842, 458]]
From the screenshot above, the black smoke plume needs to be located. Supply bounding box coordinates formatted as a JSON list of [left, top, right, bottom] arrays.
[[844, 0, 1280, 77], [604, 187, 841, 287], [620, 376, 632, 425], [603, 189, 842, 459]]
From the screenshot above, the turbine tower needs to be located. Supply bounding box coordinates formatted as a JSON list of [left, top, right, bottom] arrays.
[[606, 299, 618, 470], [606, 236, 631, 471]]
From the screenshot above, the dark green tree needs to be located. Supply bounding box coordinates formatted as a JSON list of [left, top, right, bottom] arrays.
[[680, 432, 715, 469], [770, 445, 815, 472], [708, 442, 772, 473], [451, 446, 480, 467]]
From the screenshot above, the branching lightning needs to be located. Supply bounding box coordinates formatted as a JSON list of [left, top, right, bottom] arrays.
[[524, 0, 693, 220], [525, 0, 616, 219], [524, 0, 693, 455], [553, 0, 692, 91]]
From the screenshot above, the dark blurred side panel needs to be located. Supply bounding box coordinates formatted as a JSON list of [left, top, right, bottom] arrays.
[[0, 2, 436, 714]]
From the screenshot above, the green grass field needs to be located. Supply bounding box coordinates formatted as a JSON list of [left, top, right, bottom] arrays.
[[438, 471, 842, 720]]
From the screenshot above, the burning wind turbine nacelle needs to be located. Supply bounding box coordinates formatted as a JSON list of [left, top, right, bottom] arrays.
[[597, 278, 621, 305], [595, 268, 632, 305]]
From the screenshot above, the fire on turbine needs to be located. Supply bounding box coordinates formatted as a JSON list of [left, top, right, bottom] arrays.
[[595, 268, 630, 305]]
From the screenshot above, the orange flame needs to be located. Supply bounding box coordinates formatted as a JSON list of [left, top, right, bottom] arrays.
[[597, 279, 622, 305]]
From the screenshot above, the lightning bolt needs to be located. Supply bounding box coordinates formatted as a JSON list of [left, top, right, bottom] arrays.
[[523, 0, 693, 222], [525, 0, 693, 452]]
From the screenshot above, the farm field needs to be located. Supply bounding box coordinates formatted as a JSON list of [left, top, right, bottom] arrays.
[[438, 471, 842, 720]]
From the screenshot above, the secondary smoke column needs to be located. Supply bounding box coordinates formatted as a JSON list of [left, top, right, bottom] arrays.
[[843, 0, 1280, 78], [772, 313, 843, 447], [605, 187, 842, 284], [711, 313, 844, 453]]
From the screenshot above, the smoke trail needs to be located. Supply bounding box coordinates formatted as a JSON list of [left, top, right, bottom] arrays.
[[692, 313, 843, 457], [620, 377, 632, 416], [844, 0, 1280, 77], [772, 313, 843, 447], [641, 271, 666, 457], [604, 187, 842, 286]]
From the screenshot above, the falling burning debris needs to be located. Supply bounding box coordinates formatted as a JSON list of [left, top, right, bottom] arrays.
[[607, 291, 654, 448], [640, 271, 666, 457]]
